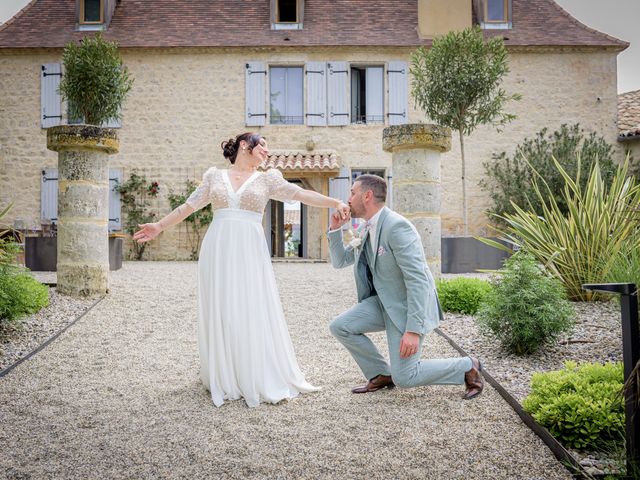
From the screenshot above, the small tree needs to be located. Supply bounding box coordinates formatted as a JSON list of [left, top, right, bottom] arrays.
[[115, 172, 160, 260], [410, 26, 520, 235], [59, 33, 133, 126]]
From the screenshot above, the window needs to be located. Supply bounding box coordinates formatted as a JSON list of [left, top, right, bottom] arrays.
[[476, 0, 511, 28], [270, 67, 304, 125], [485, 0, 507, 23], [350, 67, 384, 124], [277, 0, 298, 22], [80, 0, 103, 24]]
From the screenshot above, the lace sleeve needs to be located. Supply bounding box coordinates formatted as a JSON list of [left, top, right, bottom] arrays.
[[186, 167, 215, 211], [266, 168, 302, 203]]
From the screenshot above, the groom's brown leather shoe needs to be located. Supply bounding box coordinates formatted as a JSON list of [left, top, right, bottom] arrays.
[[351, 374, 395, 394], [463, 357, 484, 400]]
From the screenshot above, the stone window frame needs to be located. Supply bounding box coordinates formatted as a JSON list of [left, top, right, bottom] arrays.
[[349, 64, 386, 126], [271, 0, 304, 30], [79, 0, 104, 25]]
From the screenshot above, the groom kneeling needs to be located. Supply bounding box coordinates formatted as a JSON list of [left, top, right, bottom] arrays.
[[328, 175, 483, 400]]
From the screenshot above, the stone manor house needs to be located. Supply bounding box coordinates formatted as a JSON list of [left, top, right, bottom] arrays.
[[0, 0, 628, 263]]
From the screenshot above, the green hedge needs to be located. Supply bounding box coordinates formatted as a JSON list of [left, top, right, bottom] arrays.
[[436, 277, 492, 315], [0, 273, 49, 325]]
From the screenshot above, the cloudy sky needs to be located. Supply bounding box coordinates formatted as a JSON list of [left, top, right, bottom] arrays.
[[1, 0, 638, 93]]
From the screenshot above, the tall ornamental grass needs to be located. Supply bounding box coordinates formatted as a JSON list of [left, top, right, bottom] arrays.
[[482, 155, 640, 301]]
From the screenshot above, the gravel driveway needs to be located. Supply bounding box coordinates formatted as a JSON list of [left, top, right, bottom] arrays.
[[0, 262, 572, 479]]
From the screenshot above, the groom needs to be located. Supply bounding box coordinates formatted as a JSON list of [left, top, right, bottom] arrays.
[[328, 174, 483, 399]]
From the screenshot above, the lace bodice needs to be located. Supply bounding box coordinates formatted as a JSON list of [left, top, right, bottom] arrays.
[[185, 167, 302, 213]]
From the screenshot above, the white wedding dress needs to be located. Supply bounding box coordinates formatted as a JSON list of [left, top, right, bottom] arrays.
[[186, 167, 320, 407]]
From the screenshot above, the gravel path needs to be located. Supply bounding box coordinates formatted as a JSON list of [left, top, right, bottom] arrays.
[[0, 262, 572, 479]]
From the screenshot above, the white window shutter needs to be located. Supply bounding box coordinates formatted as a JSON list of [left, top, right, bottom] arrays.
[[387, 61, 408, 125], [366, 67, 384, 123], [109, 168, 123, 231], [41, 63, 62, 128], [245, 61, 267, 126], [387, 168, 393, 210], [328, 166, 351, 228], [41, 168, 58, 222], [327, 62, 349, 126], [305, 62, 326, 126]]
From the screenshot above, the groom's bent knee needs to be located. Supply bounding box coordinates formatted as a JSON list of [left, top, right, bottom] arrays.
[[329, 315, 347, 338], [391, 366, 419, 389]]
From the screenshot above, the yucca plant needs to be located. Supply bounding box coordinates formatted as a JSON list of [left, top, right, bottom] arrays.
[[482, 155, 640, 301]]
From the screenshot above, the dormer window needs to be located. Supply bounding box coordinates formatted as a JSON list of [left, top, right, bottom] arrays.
[[80, 0, 104, 24], [475, 0, 512, 29], [271, 0, 304, 30]]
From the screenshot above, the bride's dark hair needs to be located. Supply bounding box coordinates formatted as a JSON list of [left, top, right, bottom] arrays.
[[221, 132, 263, 164]]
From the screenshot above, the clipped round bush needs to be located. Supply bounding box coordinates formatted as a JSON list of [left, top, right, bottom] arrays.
[[523, 361, 624, 451], [476, 251, 575, 355], [436, 277, 492, 315], [0, 273, 49, 324]]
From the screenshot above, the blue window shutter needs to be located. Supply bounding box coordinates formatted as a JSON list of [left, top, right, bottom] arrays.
[[365, 67, 384, 123], [41, 64, 62, 128], [109, 168, 123, 231], [327, 62, 349, 126], [41, 168, 58, 222], [245, 61, 267, 126], [387, 61, 408, 125], [328, 166, 351, 229], [305, 62, 326, 126]]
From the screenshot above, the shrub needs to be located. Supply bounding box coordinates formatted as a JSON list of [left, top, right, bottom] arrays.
[[0, 273, 49, 326], [523, 361, 624, 451], [476, 251, 575, 355], [480, 123, 617, 224], [59, 33, 133, 126], [482, 155, 640, 301], [167, 180, 212, 260], [436, 277, 492, 315]]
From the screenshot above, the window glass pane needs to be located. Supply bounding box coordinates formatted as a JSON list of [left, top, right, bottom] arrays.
[[278, 0, 298, 22], [487, 0, 506, 21], [270, 67, 303, 124], [84, 0, 101, 22]]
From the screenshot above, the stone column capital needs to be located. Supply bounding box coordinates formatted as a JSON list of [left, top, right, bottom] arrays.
[[382, 124, 451, 153], [47, 125, 120, 154]]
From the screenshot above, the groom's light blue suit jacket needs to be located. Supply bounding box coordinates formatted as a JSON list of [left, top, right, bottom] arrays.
[[328, 207, 443, 336]]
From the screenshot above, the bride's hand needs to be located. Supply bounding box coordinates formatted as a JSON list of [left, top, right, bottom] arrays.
[[336, 202, 350, 220], [133, 222, 162, 243]]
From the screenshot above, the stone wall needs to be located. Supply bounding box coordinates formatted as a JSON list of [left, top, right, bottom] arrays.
[[0, 46, 622, 259]]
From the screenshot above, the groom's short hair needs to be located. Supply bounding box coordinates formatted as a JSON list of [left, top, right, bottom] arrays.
[[355, 174, 387, 204]]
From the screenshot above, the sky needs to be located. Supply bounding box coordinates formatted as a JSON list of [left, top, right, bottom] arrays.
[[0, 0, 638, 93]]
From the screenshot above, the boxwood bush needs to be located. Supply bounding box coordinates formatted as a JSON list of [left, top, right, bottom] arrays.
[[436, 277, 492, 315], [523, 361, 624, 451], [0, 272, 49, 326]]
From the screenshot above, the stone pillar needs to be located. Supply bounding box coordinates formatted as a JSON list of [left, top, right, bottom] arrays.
[[47, 125, 119, 297], [382, 124, 451, 276]]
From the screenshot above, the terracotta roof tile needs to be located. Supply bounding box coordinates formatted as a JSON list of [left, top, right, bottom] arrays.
[[618, 90, 640, 135], [0, 0, 629, 49], [260, 152, 340, 171]]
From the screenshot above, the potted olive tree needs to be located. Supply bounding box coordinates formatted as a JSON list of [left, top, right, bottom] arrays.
[[46, 33, 133, 297]]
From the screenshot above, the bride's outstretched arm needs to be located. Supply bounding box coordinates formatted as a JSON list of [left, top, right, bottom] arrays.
[[293, 190, 350, 219], [133, 203, 195, 243]]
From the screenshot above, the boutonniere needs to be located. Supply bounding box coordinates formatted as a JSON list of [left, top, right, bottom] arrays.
[[377, 246, 386, 256], [348, 229, 362, 249]]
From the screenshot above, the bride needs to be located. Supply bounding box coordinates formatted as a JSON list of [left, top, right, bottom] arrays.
[[134, 132, 350, 407]]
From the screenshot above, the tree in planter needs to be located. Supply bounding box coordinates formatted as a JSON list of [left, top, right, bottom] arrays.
[[115, 172, 160, 260], [48, 33, 134, 297], [480, 123, 618, 224], [59, 32, 133, 125], [410, 26, 520, 236], [167, 180, 213, 260]]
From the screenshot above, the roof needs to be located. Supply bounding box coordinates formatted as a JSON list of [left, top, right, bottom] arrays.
[[260, 152, 340, 172], [0, 0, 629, 49], [618, 90, 640, 140]]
